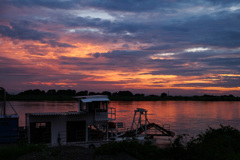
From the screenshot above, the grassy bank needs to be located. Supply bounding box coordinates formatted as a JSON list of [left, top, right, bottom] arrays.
[[0, 142, 46, 160], [95, 125, 240, 160], [1, 125, 240, 160]]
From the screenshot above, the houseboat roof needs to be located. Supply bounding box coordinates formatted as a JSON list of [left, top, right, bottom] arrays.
[[26, 111, 86, 117], [74, 95, 109, 103]]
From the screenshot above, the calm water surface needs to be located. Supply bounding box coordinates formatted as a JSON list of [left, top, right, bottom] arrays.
[[8, 101, 240, 137]]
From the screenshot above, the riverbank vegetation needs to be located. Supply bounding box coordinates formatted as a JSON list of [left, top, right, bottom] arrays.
[[95, 125, 240, 160], [2, 89, 240, 101], [1, 125, 240, 160], [0, 142, 46, 160]]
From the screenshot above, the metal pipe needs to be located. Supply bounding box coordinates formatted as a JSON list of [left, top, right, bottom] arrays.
[[0, 87, 6, 115], [145, 111, 147, 136]]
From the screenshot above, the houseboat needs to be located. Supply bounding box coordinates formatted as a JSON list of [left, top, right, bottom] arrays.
[[26, 95, 116, 147]]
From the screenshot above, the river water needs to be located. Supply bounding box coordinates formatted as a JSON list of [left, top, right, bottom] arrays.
[[7, 101, 240, 137]]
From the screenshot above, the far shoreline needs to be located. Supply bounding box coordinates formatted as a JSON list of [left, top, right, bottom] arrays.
[[2, 89, 239, 101], [5, 94, 240, 101]]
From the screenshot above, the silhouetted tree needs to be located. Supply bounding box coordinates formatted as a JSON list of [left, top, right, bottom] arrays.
[[46, 89, 57, 95], [32, 89, 45, 95], [57, 89, 76, 95], [161, 92, 167, 98], [112, 92, 118, 96], [18, 89, 32, 95], [134, 93, 145, 97], [18, 89, 45, 95], [89, 92, 100, 95], [76, 90, 88, 96], [148, 94, 159, 97], [101, 91, 112, 97], [117, 91, 133, 97]]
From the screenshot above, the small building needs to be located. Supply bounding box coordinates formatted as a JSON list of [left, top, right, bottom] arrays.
[[0, 87, 19, 143], [26, 95, 116, 146], [0, 115, 19, 143]]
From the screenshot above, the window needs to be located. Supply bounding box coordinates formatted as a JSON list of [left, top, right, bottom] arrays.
[[36, 122, 47, 128], [99, 102, 107, 111], [80, 101, 87, 111]]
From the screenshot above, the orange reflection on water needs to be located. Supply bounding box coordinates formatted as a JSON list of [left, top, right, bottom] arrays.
[[110, 101, 240, 134]]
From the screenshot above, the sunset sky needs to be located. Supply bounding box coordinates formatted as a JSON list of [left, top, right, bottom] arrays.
[[0, 0, 240, 96]]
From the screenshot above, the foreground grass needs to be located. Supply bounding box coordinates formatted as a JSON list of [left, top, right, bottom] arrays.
[[95, 125, 240, 160], [0, 142, 46, 160]]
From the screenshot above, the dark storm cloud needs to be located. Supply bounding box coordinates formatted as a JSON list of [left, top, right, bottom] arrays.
[[11, 0, 238, 50], [183, 13, 240, 48], [148, 58, 207, 76], [0, 21, 55, 41], [1, 0, 181, 12], [147, 50, 240, 77], [59, 5, 240, 49], [57, 15, 144, 40], [0, 57, 40, 86], [3, 0, 239, 12], [2, 0, 78, 9], [142, 12, 240, 49], [0, 57, 91, 90], [87, 48, 240, 78], [0, 20, 75, 48], [60, 50, 152, 71], [93, 50, 153, 70], [0, 57, 28, 74], [203, 57, 240, 69], [174, 76, 240, 88], [59, 16, 111, 28], [59, 56, 114, 71]]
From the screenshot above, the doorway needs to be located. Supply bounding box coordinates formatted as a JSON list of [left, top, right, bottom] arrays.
[[67, 121, 86, 142], [30, 122, 51, 143]]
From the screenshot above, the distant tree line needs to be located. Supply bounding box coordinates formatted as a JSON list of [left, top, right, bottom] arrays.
[[2, 89, 240, 101]]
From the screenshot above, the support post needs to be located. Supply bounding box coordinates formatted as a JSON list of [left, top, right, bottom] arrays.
[[131, 111, 136, 130], [0, 87, 6, 115], [136, 112, 141, 135], [145, 111, 147, 136], [106, 122, 108, 139], [85, 124, 88, 142]]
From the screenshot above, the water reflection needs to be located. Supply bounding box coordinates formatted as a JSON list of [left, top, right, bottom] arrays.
[[9, 101, 240, 136]]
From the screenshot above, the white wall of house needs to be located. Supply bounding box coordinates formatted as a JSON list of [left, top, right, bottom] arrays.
[[27, 113, 108, 146]]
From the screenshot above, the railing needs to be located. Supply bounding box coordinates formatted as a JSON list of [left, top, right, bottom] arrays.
[[95, 107, 116, 121]]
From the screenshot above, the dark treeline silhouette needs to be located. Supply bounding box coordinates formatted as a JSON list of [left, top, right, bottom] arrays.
[[3, 89, 240, 101]]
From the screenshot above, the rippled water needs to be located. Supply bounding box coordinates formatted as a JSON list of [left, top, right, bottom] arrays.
[[7, 100, 240, 136]]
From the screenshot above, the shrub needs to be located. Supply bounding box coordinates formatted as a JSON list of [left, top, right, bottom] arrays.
[[95, 125, 240, 160], [186, 125, 240, 160]]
